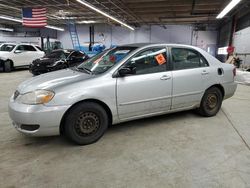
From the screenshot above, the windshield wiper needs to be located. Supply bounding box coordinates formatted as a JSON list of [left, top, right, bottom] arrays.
[[76, 66, 92, 74]]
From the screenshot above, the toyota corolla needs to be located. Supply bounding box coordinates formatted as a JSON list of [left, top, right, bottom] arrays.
[[8, 43, 237, 145]]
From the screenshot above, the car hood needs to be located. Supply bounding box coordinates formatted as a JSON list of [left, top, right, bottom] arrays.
[[0, 51, 11, 60], [17, 68, 93, 93]]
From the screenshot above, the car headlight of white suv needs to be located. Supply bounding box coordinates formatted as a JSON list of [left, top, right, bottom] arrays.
[[16, 90, 55, 105]]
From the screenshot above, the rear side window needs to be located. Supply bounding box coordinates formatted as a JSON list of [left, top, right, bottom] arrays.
[[171, 48, 208, 70], [16, 45, 36, 51]]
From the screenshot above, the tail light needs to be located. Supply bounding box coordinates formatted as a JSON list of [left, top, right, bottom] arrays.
[[233, 67, 236, 77]]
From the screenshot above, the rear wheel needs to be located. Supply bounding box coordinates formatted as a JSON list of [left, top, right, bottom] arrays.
[[197, 87, 223, 117], [64, 102, 108, 145]]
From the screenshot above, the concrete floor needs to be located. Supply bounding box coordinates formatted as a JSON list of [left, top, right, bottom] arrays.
[[0, 70, 250, 188]]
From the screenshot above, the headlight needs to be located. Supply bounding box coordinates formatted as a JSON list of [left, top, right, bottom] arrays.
[[17, 90, 54, 105]]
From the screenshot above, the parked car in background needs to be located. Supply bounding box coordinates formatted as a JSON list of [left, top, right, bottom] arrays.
[[9, 43, 237, 145], [29, 49, 89, 75], [0, 43, 44, 72]]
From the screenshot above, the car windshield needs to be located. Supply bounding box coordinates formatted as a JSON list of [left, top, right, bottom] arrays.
[[77, 47, 137, 74], [45, 50, 71, 59], [0, 44, 16, 52]]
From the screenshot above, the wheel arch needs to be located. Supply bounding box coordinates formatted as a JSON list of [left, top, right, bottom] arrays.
[[60, 99, 113, 134], [6, 59, 14, 66], [206, 84, 225, 98], [3, 59, 14, 71]]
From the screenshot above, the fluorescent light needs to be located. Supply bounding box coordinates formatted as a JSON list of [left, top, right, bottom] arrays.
[[77, 20, 96, 24], [0, 15, 22, 23], [0, 15, 64, 31], [76, 0, 134, 30], [45, 25, 64, 31], [53, 15, 78, 20], [0, 27, 14, 32], [216, 0, 242, 19]]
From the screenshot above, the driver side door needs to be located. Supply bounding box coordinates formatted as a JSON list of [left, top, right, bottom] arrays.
[[116, 46, 172, 121], [11, 45, 27, 66]]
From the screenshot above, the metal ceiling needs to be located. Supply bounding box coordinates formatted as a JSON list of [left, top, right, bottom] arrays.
[[0, 0, 247, 28]]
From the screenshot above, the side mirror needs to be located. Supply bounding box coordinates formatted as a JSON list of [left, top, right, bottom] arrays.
[[14, 50, 22, 54], [118, 66, 136, 77]]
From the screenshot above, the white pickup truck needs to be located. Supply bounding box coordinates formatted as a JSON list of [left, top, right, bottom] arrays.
[[0, 43, 45, 72]]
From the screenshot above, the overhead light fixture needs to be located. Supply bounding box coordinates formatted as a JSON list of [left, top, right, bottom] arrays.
[[45, 25, 64, 31], [0, 27, 14, 32], [0, 15, 64, 31], [75, 0, 134, 30], [0, 15, 22, 23], [53, 15, 78, 20], [77, 20, 96, 24], [216, 0, 242, 19]]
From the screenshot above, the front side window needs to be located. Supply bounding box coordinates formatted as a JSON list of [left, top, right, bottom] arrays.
[[0, 44, 16, 52], [77, 47, 137, 75], [171, 48, 208, 70], [45, 50, 66, 59], [124, 47, 167, 75]]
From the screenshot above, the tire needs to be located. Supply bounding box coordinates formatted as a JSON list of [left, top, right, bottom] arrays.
[[197, 87, 223, 117], [4, 60, 13, 72], [64, 102, 108, 145], [62, 64, 68, 69]]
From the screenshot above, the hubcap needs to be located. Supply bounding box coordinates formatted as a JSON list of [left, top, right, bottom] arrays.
[[206, 93, 218, 109], [74, 112, 100, 136]]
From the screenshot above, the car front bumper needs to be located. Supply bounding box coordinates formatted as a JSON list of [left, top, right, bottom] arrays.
[[29, 64, 53, 75], [8, 97, 70, 136]]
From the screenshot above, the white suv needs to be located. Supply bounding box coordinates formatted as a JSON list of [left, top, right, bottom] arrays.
[[0, 43, 45, 72]]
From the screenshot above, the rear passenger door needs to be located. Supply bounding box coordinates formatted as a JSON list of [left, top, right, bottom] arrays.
[[23, 45, 39, 65], [170, 47, 210, 109]]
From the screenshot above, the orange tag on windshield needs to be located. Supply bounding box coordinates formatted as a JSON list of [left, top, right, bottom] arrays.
[[155, 54, 166, 65]]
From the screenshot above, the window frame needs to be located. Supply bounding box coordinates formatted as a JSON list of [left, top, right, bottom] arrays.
[[16, 45, 37, 52], [169, 46, 209, 71], [117, 46, 171, 77]]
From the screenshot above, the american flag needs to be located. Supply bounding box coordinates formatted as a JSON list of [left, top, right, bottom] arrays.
[[22, 7, 47, 28]]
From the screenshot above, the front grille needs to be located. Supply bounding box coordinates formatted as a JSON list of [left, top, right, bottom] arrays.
[[13, 90, 20, 100]]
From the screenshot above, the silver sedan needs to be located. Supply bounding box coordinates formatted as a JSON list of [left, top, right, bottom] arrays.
[[8, 43, 237, 145]]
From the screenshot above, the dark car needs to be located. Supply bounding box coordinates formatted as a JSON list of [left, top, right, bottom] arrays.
[[29, 49, 89, 75]]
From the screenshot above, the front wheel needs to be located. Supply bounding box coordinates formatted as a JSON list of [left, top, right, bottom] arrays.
[[4, 60, 13, 72], [197, 87, 223, 117], [64, 102, 109, 145]]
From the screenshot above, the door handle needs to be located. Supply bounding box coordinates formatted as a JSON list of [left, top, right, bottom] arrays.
[[160, 75, 171, 80], [201, 70, 209, 75]]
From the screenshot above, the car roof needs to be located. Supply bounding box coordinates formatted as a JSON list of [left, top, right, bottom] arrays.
[[52, 49, 74, 53], [119, 43, 201, 49], [119, 43, 208, 55], [1, 43, 35, 46], [118, 43, 222, 65]]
